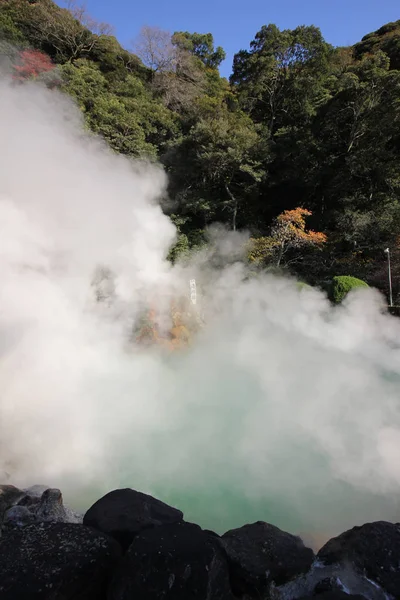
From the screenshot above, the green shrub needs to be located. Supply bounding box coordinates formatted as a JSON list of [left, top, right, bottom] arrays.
[[296, 281, 312, 291], [0, 12, 27, 44], [330, 275, 369, 303], [167, 233, 190, 263]]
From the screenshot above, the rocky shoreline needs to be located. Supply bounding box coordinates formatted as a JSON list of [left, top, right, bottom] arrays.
[[0, 484, 398, 599]]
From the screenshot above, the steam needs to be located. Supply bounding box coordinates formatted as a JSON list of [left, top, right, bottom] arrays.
[[1, 76, 400, 544]]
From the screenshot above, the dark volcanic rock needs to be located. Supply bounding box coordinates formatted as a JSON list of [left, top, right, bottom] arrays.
[[299, 593, 367, 600], [84, 488, 183, 551], [1, 486, 82, 532], [0, 484, 27, 535], [0, 484, 25, 504], [0, 485, 26, 520], [0, 521, 122, 599], [34, 488, 82, 523], [221, 521, 315, 598], [23, 485, 52, 499], [35, 488, 65, 520], [314, 577, 348, 594], [4, 505, 36, 528], [109, 521, 233, 600], [317, 521, 400, 598]]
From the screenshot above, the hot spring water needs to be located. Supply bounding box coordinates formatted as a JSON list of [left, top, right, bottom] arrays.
[[64, 345, 400, 549]]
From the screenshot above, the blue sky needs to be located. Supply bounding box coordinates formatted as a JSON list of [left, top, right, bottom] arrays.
[[63, 0, 399, 78]]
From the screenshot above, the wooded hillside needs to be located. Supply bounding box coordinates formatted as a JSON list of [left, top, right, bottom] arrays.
[[1, 0, 400, 300]]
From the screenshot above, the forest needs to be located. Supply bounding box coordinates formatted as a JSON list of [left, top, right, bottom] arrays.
[[1, 0, 400, 302]]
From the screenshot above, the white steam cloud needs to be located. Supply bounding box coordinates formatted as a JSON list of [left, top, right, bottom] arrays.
[[1, 77, 400, 546]]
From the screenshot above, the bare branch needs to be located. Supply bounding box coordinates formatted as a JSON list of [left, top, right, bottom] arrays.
[[132, 26, 177, 73], [64, 0, 113, 36], [27, 0, 114, 62]]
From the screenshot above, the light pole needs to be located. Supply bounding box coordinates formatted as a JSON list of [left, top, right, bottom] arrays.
[[384, 248, 393, 307]]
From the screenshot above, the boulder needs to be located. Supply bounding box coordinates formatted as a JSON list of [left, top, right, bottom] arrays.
[[317, 521, 400, 598], [0, 484, 26, 534], [221, 521, 315, 598], [0, 521, 122, 599], [83, 488, 183, 551], [1, 486, 82, 532], [23, 484, 52, 499], [4, 505, 36, 529], [0, 484, 25, 510], [34, 488, 82, 523], [109, 521, 233, 600], [17, 486, 49, 509], [0, 484, 25, 503], [275, 560, 390, 600]]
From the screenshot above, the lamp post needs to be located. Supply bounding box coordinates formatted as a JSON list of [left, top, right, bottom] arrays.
[[384, 248, 393, 307]]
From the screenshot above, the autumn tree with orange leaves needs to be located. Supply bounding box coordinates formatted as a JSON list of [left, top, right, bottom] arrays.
[[249, 208, 327, 267], [134, 297, 204, 352]]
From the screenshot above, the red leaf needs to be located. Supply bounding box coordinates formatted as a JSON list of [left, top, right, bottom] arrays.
[[14, 49, 55, 80]]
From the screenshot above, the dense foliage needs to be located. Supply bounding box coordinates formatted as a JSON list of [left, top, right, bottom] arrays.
[[329, 275, 369, 304], [1, 0, 400, 303]]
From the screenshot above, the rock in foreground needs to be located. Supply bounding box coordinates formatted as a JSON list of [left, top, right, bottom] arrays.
[[318, 521, 400, 598], [109, 521, 233, 600], [298, 593, 367, 600], [1, 485, 82, 535], [0, 522, 122, 599], [83, 487, 183, 551], [221, 521, 315, 598], [0, 484, 26, 528], [2, 482, 400, 600]]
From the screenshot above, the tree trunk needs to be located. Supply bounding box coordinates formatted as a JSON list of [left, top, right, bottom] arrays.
[[276, 242, 285, 266], [225, 184, 238, 231]]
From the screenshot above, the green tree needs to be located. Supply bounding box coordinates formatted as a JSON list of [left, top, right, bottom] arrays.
[[164, 99, 264, 230], [88, 34, 146, 83], [354, 21, 400, 70], [311, 51, 400, 236], [231, 24, 333, 135], [172, 31, 225, 69], [0, 7, 27, 44], [62, 60, 176, 157]]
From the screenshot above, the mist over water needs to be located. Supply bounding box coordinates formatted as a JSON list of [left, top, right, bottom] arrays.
[[1, 77, 400, 548]]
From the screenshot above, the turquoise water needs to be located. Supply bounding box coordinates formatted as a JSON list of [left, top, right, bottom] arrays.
[[68, 462, 399, 548], [63, 343, 400, 546]]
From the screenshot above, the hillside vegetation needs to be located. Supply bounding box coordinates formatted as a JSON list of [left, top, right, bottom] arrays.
[[1, 0, 400, 301]]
